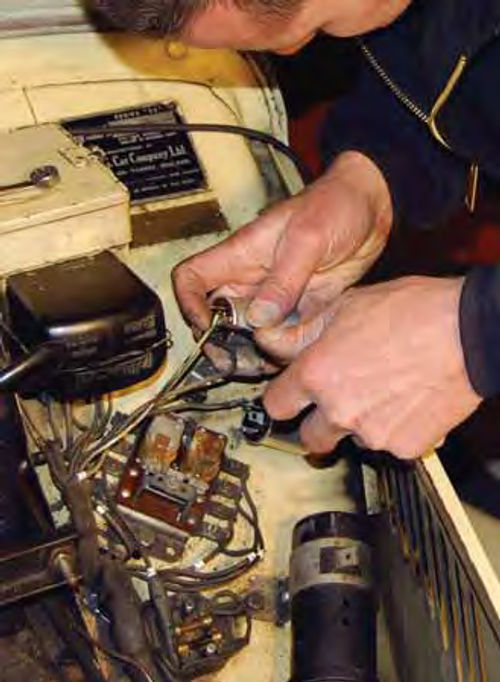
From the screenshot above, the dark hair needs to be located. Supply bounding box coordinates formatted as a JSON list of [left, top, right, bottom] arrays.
[[93, 0, 302, 36]]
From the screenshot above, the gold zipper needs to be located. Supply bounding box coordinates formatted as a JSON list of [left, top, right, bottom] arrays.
[[359, 42, 478, 212], [358, 41, 430, 125]]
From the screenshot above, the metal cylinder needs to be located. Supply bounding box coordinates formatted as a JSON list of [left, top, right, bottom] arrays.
[[289, 512, 377, 682], [209, 294, 252, 330], [241, 398, 307, 456], [209, 294, 300, 331]]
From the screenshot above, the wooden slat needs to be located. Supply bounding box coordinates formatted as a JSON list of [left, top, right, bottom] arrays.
[[418, 454, 500, 639]]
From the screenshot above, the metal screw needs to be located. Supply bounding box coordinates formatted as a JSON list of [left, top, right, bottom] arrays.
[[183, 599, 196, 615], [30, 165, 60, 188], [120, 489, 131, 499], [0, 164, 60, 194], [205, 643, 217, 656], [247, 592, 265, 611]]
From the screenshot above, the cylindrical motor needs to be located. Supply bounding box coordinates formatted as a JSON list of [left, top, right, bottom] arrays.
[[289, 512, 377, 682]]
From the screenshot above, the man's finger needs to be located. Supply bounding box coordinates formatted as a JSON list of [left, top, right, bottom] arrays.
[[246, 222, 326, 327], [263, 363, 311, 420], [173, 203, 296, 328], [173, 238, 259, 327], [300, 408, 349, 454], [173, 264, 213, 329], [254, 312, 329, 363]]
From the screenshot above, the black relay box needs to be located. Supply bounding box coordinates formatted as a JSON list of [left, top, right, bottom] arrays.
[[6, 251, 167, 398]]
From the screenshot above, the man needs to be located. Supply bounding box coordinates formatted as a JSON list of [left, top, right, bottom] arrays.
[[96, 0, 500, 459]]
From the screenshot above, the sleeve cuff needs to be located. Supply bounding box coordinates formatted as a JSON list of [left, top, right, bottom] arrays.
[[459, 266, 500, 398]]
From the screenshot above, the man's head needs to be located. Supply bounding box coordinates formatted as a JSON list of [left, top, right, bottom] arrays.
[[95, 0, 411, 52]]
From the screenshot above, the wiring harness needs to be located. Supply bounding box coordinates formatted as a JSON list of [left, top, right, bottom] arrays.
[[6, 312, 265, 682]]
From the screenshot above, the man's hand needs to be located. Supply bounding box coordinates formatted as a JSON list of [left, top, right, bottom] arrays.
[[262, 276, 482, 459], [173, 151, 392, 330]]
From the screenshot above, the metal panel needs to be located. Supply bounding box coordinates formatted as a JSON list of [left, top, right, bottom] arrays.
[[0, 1, 91, 36]]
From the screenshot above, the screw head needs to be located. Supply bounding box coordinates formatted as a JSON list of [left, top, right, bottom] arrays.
[[30, 165, 60, 188], [183, 599, 196, 615]]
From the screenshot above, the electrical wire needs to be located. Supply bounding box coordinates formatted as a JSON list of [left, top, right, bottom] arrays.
[[18, 314, 225, 484], [47, 399, 64, 449], [61, 333, 173, 376], [73, 626, 156, 682], [0, 316, 29, 354], [15, 312, 261, 678], [64, 402, 74, 449], [73, 316, 225, 480], [71, 122, 312, 184], [216, 479, 264, 560], [157, 398, 250, 415], [16, 396, 48, 452], [0, 343, 62, 392]]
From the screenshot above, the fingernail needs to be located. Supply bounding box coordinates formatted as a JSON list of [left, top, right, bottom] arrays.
[[246, 301, 282, 328], [256, 326, 282, 345]]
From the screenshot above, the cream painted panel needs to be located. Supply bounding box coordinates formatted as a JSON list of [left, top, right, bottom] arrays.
[[0, 32, 288, 139], [27, 81, 268, 228], [0, 33, 261, 96], [0, 89, 35, 129], [0, 32, 293, 226], [0, 0, 87, 36]]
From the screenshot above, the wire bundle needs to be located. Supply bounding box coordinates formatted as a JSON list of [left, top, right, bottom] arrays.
[[9, 312, 265, 681]]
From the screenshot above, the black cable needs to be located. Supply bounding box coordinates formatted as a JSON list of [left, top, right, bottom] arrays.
[[99, 472, 145, 562], [0, 344, 62, 392], [43, 598, 107, 682], [210, 590, 247, 617], [0, 316, 28, 353], [164, 398, 250, 415], [133, 559, 258, 593], [217, 479, 264, 559], [159, 556, 258, 582], [70, 122, 312, 184], [98, 506, 138, 561], [47, 399, 64, 450], [73, 626, 157, 682]]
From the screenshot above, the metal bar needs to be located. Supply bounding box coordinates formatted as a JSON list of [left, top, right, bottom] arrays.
[[0, 532, 79, 608]]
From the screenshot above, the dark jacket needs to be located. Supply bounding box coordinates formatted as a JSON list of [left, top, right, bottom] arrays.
[[322, 0, 500, 398]]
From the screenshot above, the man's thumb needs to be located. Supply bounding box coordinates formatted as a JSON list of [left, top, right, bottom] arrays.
[[245, 227, 324, 328], [254, 312, 329, 363]]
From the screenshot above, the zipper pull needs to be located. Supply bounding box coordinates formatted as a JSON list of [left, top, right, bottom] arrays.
[[465, 162, 479, 213]]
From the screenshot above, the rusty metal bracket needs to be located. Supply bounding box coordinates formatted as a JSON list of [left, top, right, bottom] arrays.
[[0, 531, 80, 608]]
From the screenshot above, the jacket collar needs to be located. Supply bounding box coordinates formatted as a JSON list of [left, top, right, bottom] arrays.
[[442, 0, 500, 57]]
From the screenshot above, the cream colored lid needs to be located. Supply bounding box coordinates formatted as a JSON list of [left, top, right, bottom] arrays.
[[0, 123, 128, 234]]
